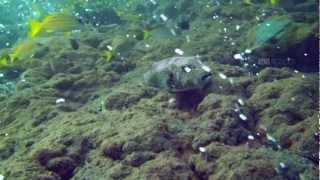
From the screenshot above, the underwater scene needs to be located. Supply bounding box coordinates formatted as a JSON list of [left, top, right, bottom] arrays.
[[0, 0, 319, 179]]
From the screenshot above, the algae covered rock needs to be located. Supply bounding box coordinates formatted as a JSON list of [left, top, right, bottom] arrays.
[[104, 85, 157, 110], [249, 73, 318, 162], [124, 151, 155, 167], [145, 154, 197, 180], [102, 142, 124, 160], [208, 147, 317, 180], [195, 93, 255, 146]]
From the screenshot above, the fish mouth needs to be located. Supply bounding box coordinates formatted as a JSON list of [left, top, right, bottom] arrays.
[[201, 73, 212, 82]]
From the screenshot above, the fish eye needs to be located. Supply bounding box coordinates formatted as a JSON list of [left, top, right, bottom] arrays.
[[182, 65, 192, 73]]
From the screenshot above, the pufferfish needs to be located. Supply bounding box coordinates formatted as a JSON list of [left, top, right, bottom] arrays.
[[144, 56, 212, 93]]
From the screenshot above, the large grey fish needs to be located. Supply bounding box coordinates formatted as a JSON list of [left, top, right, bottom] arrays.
[[144, 56, 212, 92]]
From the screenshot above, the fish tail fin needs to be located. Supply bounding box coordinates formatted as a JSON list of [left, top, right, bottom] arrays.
[[143, 29, 152, 40], [29, 19, 42, 37], [270, 0, 279, 5], [8, 53, 15, 63], [244, 0, 253, 5], [105, 50, 113, 62], [0, 58, 8, 67]]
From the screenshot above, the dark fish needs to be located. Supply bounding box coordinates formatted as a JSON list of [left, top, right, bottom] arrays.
[[70, 39, 79, 50]]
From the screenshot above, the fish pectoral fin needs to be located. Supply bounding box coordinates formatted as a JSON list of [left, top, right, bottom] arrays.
[[103, 50, 113, 62]]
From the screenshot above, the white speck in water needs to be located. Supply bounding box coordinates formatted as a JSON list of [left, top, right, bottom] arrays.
[[186, 35, 191, 43], [5, 42, 10, 46], [233, 53, 244, 60], [291, 97, 296, 101], [199, 147, 206, 152], [303, 53, 308, 56], [0, 174, 4, 180], [245, 49, 252, 54], [231, 42, 236, 46], [236, 25, 240, 31], [169, 98, 175, 104], [145, 44, 150, 48], [266, 134, 276, 142], [202, 65, 211, 72], [72, 29, 81, 33], [279, 162, 286, 169], [56, 98, 66, 104], [237, 99, 244, 106], [266, 23, 271, 27], [174, 48, 184, 55], [294, 70, 299, 73], [248, 135, 255, 140], [0, 73, 4, 78], [170, 28, 176, 36], [149, 0, 157, 5], [4, 133, 8, 137], [160, 14, 168, 21], [302, 74, 306, 78], [218, 73, 227, 79], [106, 45, 113, 51], [126, 34, 130, 38], [212, 15, 219, 19], [228, 78, 234, 84], [256, 16, 260, 21], [184, 66, 192, 73], [223, 27, 227, 33], [239, 114, 247, 121]]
